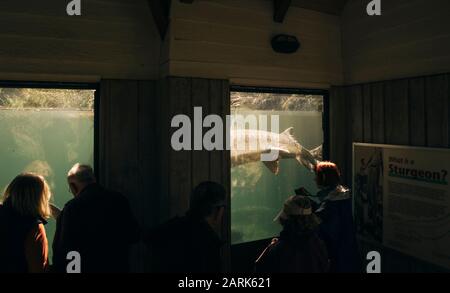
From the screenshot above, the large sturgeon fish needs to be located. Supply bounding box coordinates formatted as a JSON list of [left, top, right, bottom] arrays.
[[230, 127, 321, 175]]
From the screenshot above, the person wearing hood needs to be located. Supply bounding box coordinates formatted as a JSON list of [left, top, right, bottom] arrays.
[[254, 195, 329, 273], [312, 161, 361, 273]]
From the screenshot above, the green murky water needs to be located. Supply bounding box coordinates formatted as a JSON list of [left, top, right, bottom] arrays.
[[231, 110, 323, 244], [0, 109, 94, 260]]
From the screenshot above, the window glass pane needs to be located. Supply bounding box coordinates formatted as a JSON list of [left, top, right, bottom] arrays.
[[230, 91, 324, 244], [0, 87, 95, 260]]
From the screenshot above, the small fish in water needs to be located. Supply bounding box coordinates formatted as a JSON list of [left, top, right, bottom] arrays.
[[230, 127, 321, 175]]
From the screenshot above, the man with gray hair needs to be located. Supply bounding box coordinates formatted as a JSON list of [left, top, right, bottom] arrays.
[[67, 164, 96, 197], [52, 163, 140, 273]]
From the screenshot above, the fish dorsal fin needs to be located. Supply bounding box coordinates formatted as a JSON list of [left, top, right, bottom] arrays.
[[281, 127, 294, 137], [281, 127, 299, 145], [263, 160, 280, 175]]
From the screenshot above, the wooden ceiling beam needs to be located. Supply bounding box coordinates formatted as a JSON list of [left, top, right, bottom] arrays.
[[273, 0, 292, 23], [148, 0, 171, 40]]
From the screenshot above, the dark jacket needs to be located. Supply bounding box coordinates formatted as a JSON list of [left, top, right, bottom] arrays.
[[254, 229, 329, 273], [315, 185, 361, 273], [0, 203, 47, 273], [52, 183, 140, 273], [146, 212, 223, 273]]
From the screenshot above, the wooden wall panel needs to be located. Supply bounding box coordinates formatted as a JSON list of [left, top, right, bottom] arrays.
[[155, 78, 170, 223], [342, 0, 450, 84], [218, 81, 231, 272], [100, 78, 232, 272], [138, 81, 157, 272], [425, 75, 449, 147], [158, 76, 231, 271], [362, 84, 372, 143], [409, 78, 426, 147], [371, 83, 385, 144], [209, 80, 226, 184], [168, 0, 343, 88], [99, 79, 156, 272], [349, 85, 364, 143], [384, 79, 409, 145], [348, 85, 363, 186], [0, 0, 161, 82], [168, 78, 193, 217], [329, 72, 450, 272], [191, 78, 211, 188], [100, 80, 140, 211], [329, 86, 349, 184]]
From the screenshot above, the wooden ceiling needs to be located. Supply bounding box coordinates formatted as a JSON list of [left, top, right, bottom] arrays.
[[273, 0, 349, 23], [291, 0, 349, 16], [149, 0, 350, 39]]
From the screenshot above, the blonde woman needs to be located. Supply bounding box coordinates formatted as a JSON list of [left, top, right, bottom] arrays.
[[0, 173, 53, 273]]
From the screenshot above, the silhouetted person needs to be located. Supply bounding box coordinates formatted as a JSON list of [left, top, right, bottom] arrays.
[[0, 173, 54, 273], [313, 161, 361, 273], [52, 164, 140, 273], [147, 181, 226, 273], [255, 195, 329, 273]]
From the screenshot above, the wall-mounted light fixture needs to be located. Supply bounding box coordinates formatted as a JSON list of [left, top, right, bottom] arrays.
[[271, 34, 300, 54]]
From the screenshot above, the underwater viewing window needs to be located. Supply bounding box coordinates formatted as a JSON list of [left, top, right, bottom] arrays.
[[0, 85, 96, 260], [230, 87, 326, 245]]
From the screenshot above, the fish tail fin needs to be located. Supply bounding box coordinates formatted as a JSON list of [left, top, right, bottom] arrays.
[[310, 145, 323, 161], [296, 148, 318, 172], [281, 128, 319, 172]]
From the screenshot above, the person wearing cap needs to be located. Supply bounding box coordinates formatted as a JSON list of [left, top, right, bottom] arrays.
[[313, 161, 361, 273], [254, 195, 329, 273], [146, 181, 226, 273]]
